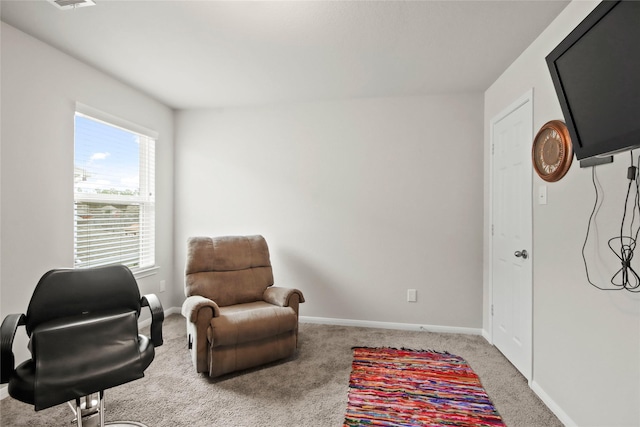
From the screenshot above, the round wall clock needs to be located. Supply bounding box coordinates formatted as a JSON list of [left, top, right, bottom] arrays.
[[532, 120, 573, 182]]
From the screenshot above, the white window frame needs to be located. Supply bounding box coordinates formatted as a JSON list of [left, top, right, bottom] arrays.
[[74, 104, 158, 278]]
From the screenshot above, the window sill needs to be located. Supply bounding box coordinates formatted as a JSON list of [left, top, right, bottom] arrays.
[[132, 266, 159, 279]]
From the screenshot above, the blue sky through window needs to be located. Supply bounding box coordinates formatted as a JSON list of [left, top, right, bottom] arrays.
[[74, 114, 140, 195]]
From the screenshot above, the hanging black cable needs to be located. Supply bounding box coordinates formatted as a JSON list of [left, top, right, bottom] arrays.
[[583, 151, 640, 292]]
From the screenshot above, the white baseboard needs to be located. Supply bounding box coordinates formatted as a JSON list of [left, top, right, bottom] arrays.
[[165, 306, 181, 316], [139, 306, 181, 328], [481, 328, 492, 343], [530, 380, 577, 426], [149, 311, 481, 335], [299, 316, 482, 335], [1, 384, 8, 400]]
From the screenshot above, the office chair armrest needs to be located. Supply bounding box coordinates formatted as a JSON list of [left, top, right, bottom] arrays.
[[263, 287, 305, 307], [181, 295, 220, 323], [141, 294, 164, 347], [1, 313, 25, 384]]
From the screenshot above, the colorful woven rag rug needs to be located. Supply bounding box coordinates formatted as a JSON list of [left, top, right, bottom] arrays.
[[344, 347, 505, 427]]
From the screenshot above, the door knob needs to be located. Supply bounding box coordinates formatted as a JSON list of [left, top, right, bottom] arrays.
[[514, 250, 528, 259]]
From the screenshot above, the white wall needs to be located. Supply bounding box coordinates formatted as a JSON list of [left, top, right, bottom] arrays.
[[484, 1, 640, 425], [0, 23, 175, 364], [175, 94, 484, 328]]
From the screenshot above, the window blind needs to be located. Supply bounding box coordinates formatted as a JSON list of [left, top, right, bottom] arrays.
[[74, 111, 156, 271]]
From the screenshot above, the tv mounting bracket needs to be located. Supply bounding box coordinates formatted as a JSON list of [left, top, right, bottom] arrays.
[[580, 156, 614, 168]]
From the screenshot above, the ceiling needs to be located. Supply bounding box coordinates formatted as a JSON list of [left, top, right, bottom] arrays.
[[0, 0, 570, 110]]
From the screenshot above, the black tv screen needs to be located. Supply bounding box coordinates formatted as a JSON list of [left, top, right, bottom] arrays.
[[546, 0, 640, 161]]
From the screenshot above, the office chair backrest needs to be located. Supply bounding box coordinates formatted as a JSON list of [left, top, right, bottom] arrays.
[[25, 265, 142, 336]]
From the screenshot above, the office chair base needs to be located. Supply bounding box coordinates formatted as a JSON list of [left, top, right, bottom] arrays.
[[71, 392, 148, 427], [105, 423, 148, 427], [75, 419, 147, 427]]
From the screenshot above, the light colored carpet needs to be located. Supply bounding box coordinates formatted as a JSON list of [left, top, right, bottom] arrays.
[[0, 314, 561, 427]]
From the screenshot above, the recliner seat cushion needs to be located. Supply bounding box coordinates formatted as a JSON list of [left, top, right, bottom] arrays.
[[209, 302, 298, 347]]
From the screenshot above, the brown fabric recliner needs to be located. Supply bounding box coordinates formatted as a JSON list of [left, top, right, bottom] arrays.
[[181, 235, 305, 377]]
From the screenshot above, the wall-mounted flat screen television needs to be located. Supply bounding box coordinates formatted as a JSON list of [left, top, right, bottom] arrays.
[[546, 0, 640, 161]]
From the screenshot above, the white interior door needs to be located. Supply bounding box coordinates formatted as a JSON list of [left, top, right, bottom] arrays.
[[490, 91, 533, 381]]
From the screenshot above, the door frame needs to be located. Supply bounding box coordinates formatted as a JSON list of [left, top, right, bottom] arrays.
[[488, 88, 534, 381]]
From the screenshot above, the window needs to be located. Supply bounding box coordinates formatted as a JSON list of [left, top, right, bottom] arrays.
[[74, 107, 156, 272]]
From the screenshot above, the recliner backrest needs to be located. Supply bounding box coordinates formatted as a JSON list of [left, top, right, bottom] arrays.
[[25, 265, 141, 336], [184, 235, 273, 307]]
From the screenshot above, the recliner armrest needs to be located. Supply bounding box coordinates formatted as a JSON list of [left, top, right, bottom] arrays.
[[1, 313, 25, 384], [141, 294, 164, 347], [181, 295, 220, 323], [263, 287, 305, 307]]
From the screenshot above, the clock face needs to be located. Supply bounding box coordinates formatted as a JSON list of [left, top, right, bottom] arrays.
[[535, 128, 563, 173], [532, 121, 573, 182]]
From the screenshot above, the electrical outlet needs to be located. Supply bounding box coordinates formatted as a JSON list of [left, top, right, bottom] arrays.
[[160, 280, 166, 293], [407, 289, 417, 302]]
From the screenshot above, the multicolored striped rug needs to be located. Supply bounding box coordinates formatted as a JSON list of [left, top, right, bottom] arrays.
[[344, 347, 506, 427]]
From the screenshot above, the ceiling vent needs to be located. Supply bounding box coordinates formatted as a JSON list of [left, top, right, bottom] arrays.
[[47, 0, 96, 10]]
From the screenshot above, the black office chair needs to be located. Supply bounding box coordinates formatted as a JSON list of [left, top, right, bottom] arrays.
[[1, 265, 164, 427]]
